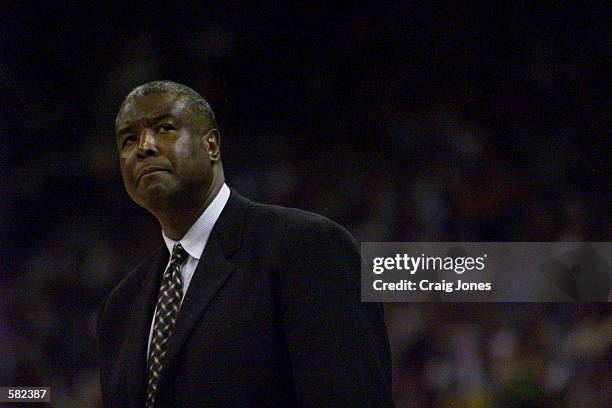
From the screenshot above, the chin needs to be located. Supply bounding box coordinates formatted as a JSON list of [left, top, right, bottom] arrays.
[[141, 186, 187, 212]]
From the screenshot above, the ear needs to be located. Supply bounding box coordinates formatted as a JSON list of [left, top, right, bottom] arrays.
[[206, 129, 221, 161]]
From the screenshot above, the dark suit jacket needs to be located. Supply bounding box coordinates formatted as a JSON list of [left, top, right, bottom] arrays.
[[97, 190, 393, 407]]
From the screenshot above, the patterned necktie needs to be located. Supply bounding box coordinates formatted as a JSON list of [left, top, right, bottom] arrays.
[[146, 243, 188, 408]]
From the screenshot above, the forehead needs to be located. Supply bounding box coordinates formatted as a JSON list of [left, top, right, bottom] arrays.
[[115, 92, 191, 130]]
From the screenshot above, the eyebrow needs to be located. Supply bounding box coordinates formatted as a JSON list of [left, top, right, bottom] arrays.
[[116, 114, 176, 135]]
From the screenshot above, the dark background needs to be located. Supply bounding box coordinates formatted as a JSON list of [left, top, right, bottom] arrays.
[[1, 3, 610, 407]]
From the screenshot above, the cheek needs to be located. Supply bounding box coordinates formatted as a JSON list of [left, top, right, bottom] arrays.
[[174, 145, 202, 172]]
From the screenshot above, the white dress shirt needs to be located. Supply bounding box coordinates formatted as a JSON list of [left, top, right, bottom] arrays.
[[147, 183, 231, 356]]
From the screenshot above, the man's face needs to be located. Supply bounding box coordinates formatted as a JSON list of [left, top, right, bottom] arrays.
[[115, 92, 214, 212]]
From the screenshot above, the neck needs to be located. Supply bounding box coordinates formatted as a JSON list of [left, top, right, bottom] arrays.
[[157, 178, 224, 240]]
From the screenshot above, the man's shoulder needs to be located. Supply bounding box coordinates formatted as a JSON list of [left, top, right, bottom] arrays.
[[103, 247, 163, 305], [247, 198, 330, 225], [97, 246, 165, 334], [235, 195, 358, 255], [242, 195, 354, 241]]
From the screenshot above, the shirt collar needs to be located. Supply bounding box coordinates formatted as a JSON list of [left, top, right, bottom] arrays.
[[162, 183, 231, 260]]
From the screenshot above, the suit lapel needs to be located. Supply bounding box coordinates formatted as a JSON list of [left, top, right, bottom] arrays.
[[125, 248, 168, 408], [155, 189, 250, 389]]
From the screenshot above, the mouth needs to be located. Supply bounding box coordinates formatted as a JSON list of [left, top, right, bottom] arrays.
[[137, 167, 169, 181]]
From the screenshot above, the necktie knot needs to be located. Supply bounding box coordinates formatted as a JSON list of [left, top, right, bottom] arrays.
[[172, 243, 188, 264]]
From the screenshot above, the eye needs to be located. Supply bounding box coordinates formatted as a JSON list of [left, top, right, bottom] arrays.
[[157, 124, 175, 133], [122, 135, 137, 148]]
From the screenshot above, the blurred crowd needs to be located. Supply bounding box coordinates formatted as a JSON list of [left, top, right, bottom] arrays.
[[388, 304, 610, 407], [1, 3, 609, 407]]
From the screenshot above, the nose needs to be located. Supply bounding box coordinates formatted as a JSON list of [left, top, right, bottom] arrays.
[[137, 129, 158, 158]]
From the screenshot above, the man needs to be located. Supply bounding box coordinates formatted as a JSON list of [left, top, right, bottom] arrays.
[[97, 81, 393, 407]]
